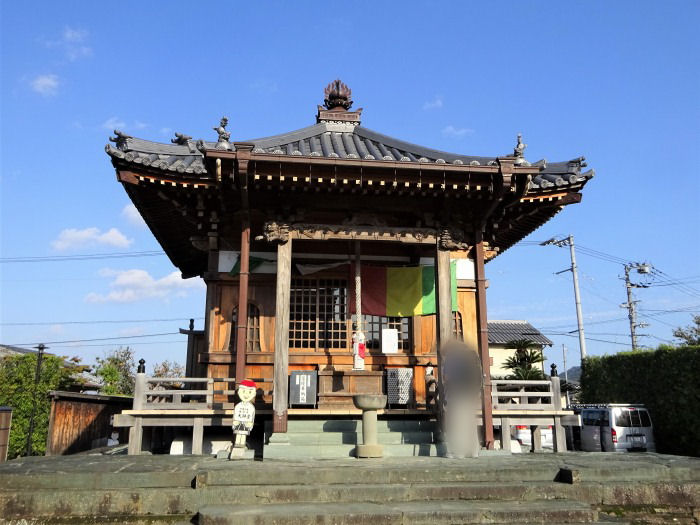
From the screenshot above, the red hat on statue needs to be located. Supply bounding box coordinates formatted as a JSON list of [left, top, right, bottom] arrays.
[[239, 379, 257, 389]]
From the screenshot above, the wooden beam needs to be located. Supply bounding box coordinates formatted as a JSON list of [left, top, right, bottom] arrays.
[[287, 224, 439, 244], [474, 230, 495, 450], [272, 238, 292, 434], [235, 218, 250, 382]]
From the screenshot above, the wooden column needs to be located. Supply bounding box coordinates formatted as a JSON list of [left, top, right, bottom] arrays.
[[235, 218, 251, 383], [474, 230, 495, 449], [436, 246, 453, 347], [272, 238, 292, 434]]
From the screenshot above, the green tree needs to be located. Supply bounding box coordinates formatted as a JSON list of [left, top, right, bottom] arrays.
[[94, 347, 135, 396], [503, 339, 546, 380], [152, 360, 185, 388], [673, 315, 700, 346], [0, 353, 86, 458]]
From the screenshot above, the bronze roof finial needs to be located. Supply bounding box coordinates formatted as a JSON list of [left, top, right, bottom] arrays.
[[323, 79, 353, 110], [513, 133, 529, 166], [214, 116, 231, 150]]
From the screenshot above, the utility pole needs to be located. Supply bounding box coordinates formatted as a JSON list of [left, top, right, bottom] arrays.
[[621, 262, 651, 350], [25, 343, 46, 456], [541, 235, 587, 360]]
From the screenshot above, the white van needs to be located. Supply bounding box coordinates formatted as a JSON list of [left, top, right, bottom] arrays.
[[576, 404, 655, 452]]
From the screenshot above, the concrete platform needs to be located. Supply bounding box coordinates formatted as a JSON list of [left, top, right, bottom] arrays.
[[0, 452, 697, 524]]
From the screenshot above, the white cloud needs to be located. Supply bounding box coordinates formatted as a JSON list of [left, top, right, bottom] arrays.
[[102, 117, 126, 130], [134, 121, 148, 130], [423, 95, 443, 110], [121, 203, 147, 228], [51, 227, 133, 251], [45, 27, 92, 61], [63, 27, 87, 43], [31, 74, 59, 96], [159, 127, 172, 136], [441, 125, 475, 138], [85, 269, 205, 303]]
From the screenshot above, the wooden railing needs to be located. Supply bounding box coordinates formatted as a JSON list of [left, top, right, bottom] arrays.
[[133, 375, 237, 410], [491, 378, 561, 411]]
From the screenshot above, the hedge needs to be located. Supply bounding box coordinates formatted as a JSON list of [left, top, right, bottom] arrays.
[[580, 345, 700, 457]]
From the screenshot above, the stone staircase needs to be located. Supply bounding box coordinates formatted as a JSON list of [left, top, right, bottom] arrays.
[[0, 453, 698, 524], [263, 417, 445, 459]]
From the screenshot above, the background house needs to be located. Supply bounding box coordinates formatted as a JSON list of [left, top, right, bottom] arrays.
[[487, 320, 553, 377]]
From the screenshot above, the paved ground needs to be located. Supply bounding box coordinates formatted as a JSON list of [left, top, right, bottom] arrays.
[[1, 450, 697, 479]]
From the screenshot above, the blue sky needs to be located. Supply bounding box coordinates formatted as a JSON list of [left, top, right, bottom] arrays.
[[1, 1, 699, 373]]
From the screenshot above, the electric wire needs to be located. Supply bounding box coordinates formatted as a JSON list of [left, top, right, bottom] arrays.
[[8, 332, 179, 346], [1, 317, 204, 326], [0, 251, 165, 263]]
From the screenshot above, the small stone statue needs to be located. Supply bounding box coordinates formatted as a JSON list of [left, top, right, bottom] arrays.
[[425, 361, 438, 410], [214, 116, 231, 150], [230, 379, 257, 459], [352, 330, 366, 370], [550, 363, 558, 378]]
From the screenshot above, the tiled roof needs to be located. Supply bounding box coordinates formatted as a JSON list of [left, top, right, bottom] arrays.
[[105, 122, 593, 191], [487, 320, 553, 346]]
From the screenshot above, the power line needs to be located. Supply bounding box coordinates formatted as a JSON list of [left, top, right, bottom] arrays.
[[0, 251, 165, 263], [540, 331, 631, 347], [48, 339, 185, 349], [7, 332, 179, 346], [1, 317, 204, 327]]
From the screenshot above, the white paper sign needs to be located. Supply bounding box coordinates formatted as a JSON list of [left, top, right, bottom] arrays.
[[382, 328, 399, 354]]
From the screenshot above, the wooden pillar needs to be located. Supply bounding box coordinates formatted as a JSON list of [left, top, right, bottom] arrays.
[[272, 238, 292, 434], [436, 246, 453, 347], [474, 230, 495, 449], [235, 218, 251, 383]]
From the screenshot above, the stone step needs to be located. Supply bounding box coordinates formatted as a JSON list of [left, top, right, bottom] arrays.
[[198, 461, 560, 486], [279, 430, 436, 445], [198, 499, 598, 524], [263, 442, 451, 459], [265, 418, 438, 433], [3, 480, 697, 519]]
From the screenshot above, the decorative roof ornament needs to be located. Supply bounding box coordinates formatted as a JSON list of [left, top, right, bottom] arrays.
[[109, 129, 132, 151], [214, 116, 231, 150], [513, 133, 527, 165], [171, 132, 192, 145], [323, 79, 353, 110]]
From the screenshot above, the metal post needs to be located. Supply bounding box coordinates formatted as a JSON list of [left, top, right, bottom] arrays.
[[540, 235, 587, 361], [624, 265, 638, 350], [568, 235, 587, 359], [620, 262, 651, 350], [25, 343, 46, 456]]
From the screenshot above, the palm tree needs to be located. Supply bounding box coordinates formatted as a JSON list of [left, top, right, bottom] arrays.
[[503, 339, 545, 380]]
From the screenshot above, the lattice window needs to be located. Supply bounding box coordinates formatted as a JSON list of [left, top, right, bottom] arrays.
[[452, 311, 464, 341], [290, 279, 348, 350], [230, 303, 261, 353], [357, 315, 411, 352]]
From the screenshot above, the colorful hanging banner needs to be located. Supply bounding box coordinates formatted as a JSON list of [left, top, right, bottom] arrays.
[[350, 263, 457, 317]]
